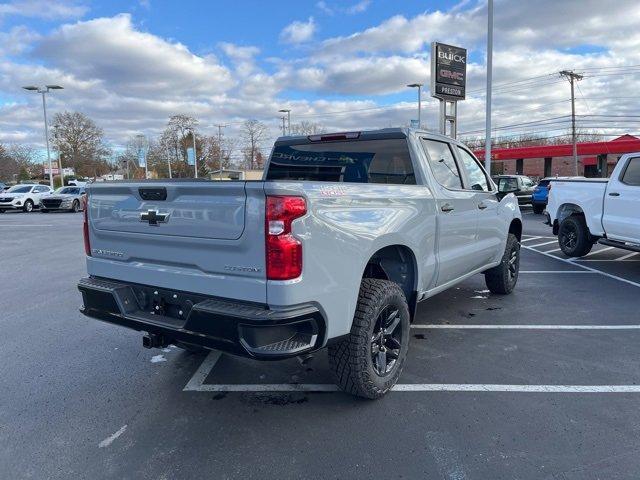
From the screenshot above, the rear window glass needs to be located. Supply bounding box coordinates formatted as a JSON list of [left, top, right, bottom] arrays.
[[266, 139, 415, 184]]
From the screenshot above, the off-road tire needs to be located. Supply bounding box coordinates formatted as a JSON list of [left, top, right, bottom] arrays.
[[558, 215, 593, 257], [328, 278, 410, 399], [23, 200, 34, 213], [485, 233, 520, 294]]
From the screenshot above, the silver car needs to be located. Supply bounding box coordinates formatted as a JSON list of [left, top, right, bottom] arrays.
[[41, 186, 86, 213]]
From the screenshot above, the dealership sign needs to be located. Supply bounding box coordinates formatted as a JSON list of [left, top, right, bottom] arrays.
[[431, 42, 467, 101]]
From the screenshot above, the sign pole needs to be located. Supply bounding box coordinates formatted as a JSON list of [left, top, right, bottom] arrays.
[[484, 0, 493, 173]]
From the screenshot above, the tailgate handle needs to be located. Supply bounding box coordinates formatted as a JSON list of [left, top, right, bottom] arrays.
[[139, 188, 167, 201]]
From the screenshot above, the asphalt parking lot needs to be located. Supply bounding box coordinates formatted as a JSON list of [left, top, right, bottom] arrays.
[[2, 208, 640, 479]]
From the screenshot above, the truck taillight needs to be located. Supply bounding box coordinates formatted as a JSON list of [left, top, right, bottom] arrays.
[[83, 203, 91, 256], [265, 196, 306, 280]]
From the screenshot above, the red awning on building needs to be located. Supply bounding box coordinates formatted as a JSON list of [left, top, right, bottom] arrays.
[[474, 135, 640, 160]]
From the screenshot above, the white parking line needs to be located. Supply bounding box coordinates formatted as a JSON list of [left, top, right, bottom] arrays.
[[521, 236, 543, 242], [0, 224, 55, 227], [582, 246, 615, 257], [527, 240, 559, 248], [617, 252, 640, 261], [519, 270, 594, 273], [522, 245, 640, 289], [184, 350, 640, 394], [410, 324, 640, 329]]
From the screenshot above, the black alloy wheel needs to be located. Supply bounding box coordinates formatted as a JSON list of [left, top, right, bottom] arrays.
[[370, 306, 404, 376]]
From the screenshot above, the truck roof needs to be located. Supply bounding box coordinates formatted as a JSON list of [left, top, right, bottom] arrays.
[[274, 127, 459, 146]]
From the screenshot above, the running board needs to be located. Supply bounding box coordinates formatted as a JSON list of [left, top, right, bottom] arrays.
[[598, 238, 640, 253]]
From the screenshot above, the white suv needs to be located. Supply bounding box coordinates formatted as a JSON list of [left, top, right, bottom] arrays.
[[0, 184, 52, 213]]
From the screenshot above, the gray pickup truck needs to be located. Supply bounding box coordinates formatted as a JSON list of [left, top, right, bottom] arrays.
[[78, 128, 522, 398]]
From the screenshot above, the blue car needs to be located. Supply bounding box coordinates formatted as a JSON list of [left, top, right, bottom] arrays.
[[532, 178, 551, 214]]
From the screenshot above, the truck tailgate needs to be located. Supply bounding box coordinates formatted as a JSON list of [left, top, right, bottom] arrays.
[[85, 181, 267, 303]]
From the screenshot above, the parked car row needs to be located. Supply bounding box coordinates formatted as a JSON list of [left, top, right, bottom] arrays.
[[0, 184, 86, 213]]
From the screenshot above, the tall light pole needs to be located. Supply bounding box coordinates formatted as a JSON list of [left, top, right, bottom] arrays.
[[165, 147, 172, 179], [280, 116, 287, 136], [136, 134, 149, 180], [560, 70, 583, 176], [279, 109, 291, 135], [214, 124, 227, 179], [189, 128, 198, 178], [22, 85, 63, 189], [484, 0, 493, 173], [407, 83, 423, 128]]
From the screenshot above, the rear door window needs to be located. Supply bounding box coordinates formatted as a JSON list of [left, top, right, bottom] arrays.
[[266, 139, 415, 184], [456, 146, 490, 191], [621, 157, 640, 186], [421, 139, 463, 189]]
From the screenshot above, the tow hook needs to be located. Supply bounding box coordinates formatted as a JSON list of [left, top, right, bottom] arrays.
[[142, 333, 168, 349]]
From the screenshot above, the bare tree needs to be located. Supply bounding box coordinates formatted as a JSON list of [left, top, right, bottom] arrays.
[[51, 111, 111, 177], [240, 119, 267, 169], [289, 121, 326, 136]]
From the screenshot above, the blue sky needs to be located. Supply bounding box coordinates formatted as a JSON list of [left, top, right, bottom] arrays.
[[1, 0, 639, 155]]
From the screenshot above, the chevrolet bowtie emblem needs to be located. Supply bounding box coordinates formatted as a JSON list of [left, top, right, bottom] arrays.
[[140, 209, 170, 225]]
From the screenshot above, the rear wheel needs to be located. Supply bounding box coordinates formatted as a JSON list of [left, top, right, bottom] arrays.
[[328, 278, 410, 399], [23, 200, 33, 213], [558, 215, 593, 257], [71, 200, 80, 213], [485, 233, 520, 294]]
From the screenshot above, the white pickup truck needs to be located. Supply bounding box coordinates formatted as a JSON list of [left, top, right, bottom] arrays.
[[546, 152, 640, 257]]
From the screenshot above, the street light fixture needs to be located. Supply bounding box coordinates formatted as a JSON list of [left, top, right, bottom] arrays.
[[407, 83, 423, 128], [278, 109, 291, 135], [22, 85, 64, 189]]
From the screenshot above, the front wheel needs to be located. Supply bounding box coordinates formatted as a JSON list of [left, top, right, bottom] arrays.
[[23, 200, 34, 213], [558, 215, 593, 257], [485, 233, 520, 294], [328, 278, 410, 399]]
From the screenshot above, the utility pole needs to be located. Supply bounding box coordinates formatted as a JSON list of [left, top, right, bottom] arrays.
[[189, 129, 198, 178], [484, 0, 494, 173], [214, 124, 227, 180], [279, 109, 291, 135], [560, 70, 583, 176]]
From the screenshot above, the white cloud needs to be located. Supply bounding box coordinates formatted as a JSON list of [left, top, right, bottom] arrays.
[[316, 1, 333, 15], [280, 17, 316, 44], [345, 0, 371, 15], [0, 0, 87, 20]]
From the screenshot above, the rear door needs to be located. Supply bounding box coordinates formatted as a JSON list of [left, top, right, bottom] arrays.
[[420, 138, 480, 287], [602, 156, 640, 243], [86, 181, 267, 303], [454, 145, 504, 267]]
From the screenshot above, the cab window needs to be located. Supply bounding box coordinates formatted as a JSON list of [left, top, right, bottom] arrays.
[[456, 147, 489, 191], [621, 157, 640, 186], [421, 139, 463, 189]]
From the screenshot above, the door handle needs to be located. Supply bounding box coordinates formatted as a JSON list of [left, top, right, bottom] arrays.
[[441, 203, 455, 213], [608, 192, 620, 197], [478, 202, 487, 210]]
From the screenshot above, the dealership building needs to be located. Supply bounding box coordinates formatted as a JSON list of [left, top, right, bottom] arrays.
[[474, 134, 640, 179]]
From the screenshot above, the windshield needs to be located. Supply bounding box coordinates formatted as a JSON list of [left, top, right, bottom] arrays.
[[56, 187, 81, 195], [8, 185, 33, 193]]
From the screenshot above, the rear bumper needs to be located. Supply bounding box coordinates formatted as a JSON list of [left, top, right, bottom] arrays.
[[78, 276, 326, 359]]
